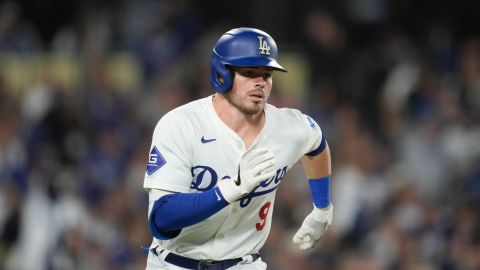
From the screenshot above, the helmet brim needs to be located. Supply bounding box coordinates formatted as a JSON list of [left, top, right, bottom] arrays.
[[225, 57, 287, 72]]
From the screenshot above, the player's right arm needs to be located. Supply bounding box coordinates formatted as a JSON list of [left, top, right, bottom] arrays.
[[144, 111, 227, 239], [146, 187, 229, 239], [146, 148, 276, 240]]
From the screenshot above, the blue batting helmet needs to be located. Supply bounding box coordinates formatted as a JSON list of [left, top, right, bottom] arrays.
[[210, 27, 287, 92]]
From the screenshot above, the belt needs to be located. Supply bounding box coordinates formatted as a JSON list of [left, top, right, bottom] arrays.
[[161, 250, 260, 270]]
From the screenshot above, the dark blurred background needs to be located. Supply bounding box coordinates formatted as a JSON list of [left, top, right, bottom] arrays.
[[1, 0, 480, 269]]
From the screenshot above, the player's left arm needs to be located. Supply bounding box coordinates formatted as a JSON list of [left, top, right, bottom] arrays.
[[301, 143, 332, 209], [292, 115, 333, 250], [302, 142, 331, 180]]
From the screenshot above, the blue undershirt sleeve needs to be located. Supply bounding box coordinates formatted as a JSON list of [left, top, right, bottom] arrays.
[[148, 187, 229, 240]]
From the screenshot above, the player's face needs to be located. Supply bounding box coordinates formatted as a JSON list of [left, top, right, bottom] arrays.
[[226, 67, 273, 115]]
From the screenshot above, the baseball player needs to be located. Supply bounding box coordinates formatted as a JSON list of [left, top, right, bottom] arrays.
[[144, 27, 333, 270]]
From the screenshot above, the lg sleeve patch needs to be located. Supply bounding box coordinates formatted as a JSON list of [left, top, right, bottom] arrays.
[[146, 146, 167, 175]]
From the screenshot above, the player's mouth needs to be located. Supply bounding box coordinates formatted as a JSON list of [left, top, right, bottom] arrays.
[[248, 91, 265, 102]]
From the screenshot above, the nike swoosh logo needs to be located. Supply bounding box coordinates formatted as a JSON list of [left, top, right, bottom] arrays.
[[201, 136, 216, 144], [234, 167, 241, 186], [214, 190, 222, 201]]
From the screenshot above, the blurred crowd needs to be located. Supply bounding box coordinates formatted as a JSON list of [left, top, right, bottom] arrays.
[[1, 0, 480, 269]]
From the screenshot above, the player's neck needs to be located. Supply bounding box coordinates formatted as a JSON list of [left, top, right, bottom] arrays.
[[212, 94, 265, 146]]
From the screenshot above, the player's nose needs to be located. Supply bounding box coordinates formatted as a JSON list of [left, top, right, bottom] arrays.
[[254, 77, 267, 88]]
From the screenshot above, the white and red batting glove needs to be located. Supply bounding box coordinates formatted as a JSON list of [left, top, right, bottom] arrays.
[[292, 204, 333, 249]]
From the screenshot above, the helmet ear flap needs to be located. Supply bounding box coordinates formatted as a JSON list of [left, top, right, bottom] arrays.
[[210, 53, 233, 93]]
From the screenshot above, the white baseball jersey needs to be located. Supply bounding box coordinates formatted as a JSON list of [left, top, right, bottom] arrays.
[[144, 95, 323, 260]]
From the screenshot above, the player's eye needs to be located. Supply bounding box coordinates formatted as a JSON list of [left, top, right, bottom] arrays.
[[237, 70, 256, 78], [262, 72, 272, 79]]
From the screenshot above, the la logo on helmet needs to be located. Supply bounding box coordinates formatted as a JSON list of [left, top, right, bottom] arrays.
[[258, 36, 271, 55]]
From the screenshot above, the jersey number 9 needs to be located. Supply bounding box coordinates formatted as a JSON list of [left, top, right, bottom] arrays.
[[256, 202, 271, 231]]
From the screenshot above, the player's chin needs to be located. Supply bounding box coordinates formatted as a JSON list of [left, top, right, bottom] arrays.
[[242, 103, 264, 115]]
